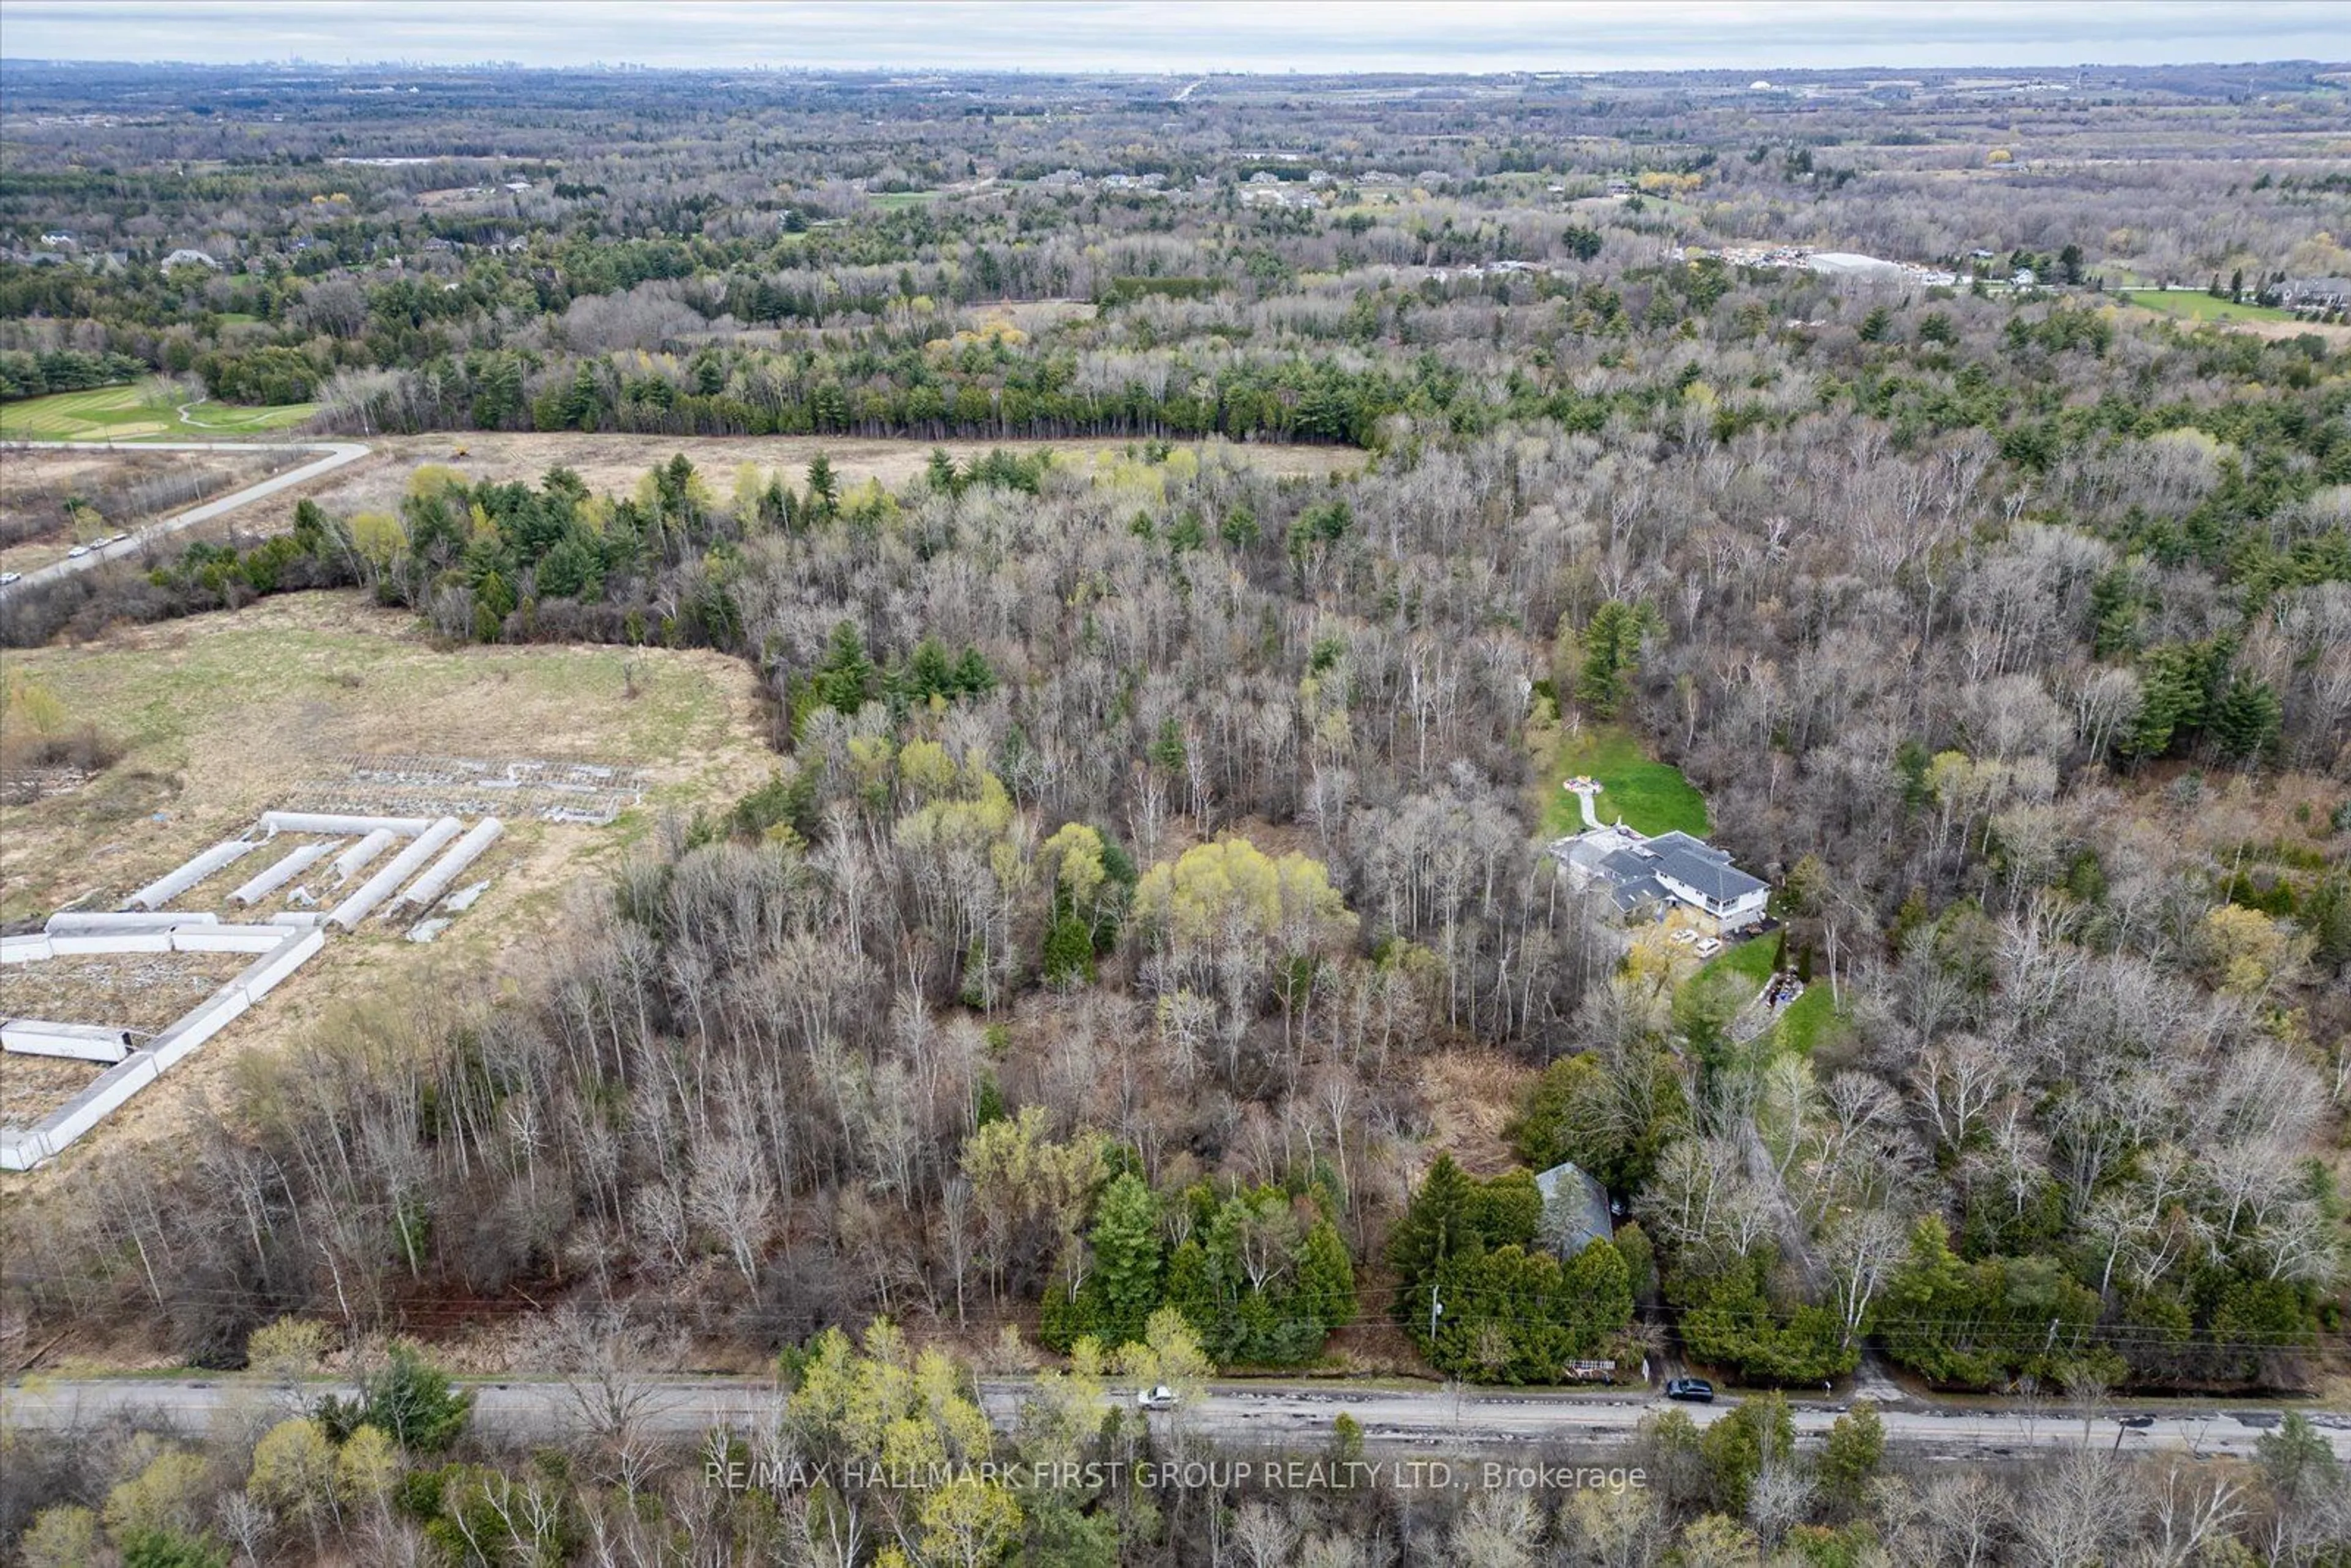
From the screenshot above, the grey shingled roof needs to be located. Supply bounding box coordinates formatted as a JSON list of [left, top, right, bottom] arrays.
[[1644, 831, 1766, 906]]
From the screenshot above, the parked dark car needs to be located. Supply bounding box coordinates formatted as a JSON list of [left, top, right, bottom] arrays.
[[1664, 1378, 1714, 1403]]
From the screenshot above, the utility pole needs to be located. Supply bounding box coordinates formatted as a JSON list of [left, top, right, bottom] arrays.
[[1430, 1283, 1444, 1346]]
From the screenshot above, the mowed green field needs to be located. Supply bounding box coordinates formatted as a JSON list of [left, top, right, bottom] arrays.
[[0, 383, 316, 442], [2117, 289, 2298, 324]]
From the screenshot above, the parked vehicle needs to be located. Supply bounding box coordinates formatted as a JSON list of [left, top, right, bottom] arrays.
[[1136, 1384, 1177, 1411], [0, 571, 19, 585], [1664, 1378, 1714, 1403]]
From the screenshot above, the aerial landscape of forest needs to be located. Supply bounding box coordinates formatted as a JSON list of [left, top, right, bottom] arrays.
[[1, 12, 2350, 1564]]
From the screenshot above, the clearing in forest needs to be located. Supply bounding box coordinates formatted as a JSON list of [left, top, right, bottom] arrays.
[[0, 592, 773, 924], [0, 591, 778, 1170], [1537, 720, 1711, 840]]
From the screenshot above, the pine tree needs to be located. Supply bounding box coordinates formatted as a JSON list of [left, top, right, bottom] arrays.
[[1293, 1219, 1358, 1334], [804, 452, 840, 520], [2207, 674, 2281, 762], [812, 620, 874, 715], [1086, 1174, 1164, 1348], [1387, 1155, 1479, 1337]]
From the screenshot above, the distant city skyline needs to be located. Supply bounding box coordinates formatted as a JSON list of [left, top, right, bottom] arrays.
[[3, 0, 2347, 73]]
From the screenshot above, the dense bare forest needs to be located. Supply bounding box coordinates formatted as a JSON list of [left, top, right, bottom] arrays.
[[3, 54, 2350, 1567]]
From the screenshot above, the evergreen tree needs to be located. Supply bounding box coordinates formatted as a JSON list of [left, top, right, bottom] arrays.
[[1573, 599, 1661, 718], [2207, 674, 2282, 762], [804, 452, 841, 520], [1294, 1218, 1358, 1333], [812, 620, 875, 715], [1086, 1174, 1164, 1348]]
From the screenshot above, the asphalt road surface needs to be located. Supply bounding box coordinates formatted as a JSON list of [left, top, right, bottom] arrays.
[[0, 437, 372, 598], [7, 1376, 2345, 1461]]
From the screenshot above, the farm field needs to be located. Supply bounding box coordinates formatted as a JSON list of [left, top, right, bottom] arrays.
[[1537, 719, 1712, 839], [0, 382, 317, 441]]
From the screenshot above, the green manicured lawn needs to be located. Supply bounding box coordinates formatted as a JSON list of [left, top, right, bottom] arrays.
[[1539, 721, 1711, 839], [1695, 934, 1776, 992], [869, 190, 941, 209], [2117, 290, 2297, 324], [1675, 931, 1848, 1056], [0, 383, 315, 441], [1775, 983, 1843, 1055]]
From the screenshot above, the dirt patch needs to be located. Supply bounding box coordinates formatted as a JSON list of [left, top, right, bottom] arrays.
[[0, 951, 248, 1034], [1420, 1048, 1538, 1177], [0, 1052, 99, 1127]]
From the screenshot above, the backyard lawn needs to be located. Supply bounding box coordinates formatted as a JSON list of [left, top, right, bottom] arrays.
[[1681, 929, 1847, 1056], [1539, 720, 1711, 839]]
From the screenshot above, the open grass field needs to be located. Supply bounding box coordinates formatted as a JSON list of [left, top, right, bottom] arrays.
[[1537, 719, 1711, 839], [0, 383, 315, 442], [0, 591, 779, 1173], [1775, 981, 1842, 1055], [2115, 289, 2298, 324]]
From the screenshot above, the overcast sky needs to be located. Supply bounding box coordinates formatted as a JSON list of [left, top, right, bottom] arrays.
[[4, 1, 2345, 73]]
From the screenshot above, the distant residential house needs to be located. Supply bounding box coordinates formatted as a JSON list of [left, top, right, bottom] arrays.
[[1554, 824, 1769, 932], [39, 231, 77, 249], [2280, 277, 2351, 312], [1534, 1160, 1614, 1257], [161, 247, 219, 270]]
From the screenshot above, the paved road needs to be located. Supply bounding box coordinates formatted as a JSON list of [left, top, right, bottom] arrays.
[[7, 1376, 2345, 1461], [0, 437, 372, 599]]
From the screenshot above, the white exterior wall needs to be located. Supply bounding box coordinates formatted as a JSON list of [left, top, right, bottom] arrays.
[[231, 840, 337, 904], [328, 817, 463, 930], [1717, 888, 1769, 929], [1655, 872, 1770, 932], [396, 818, 503, 910], [126, 837, 261, 910]]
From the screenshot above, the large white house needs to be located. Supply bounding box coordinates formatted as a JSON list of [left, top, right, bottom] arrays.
[[1553, 824, 1769, 933]]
